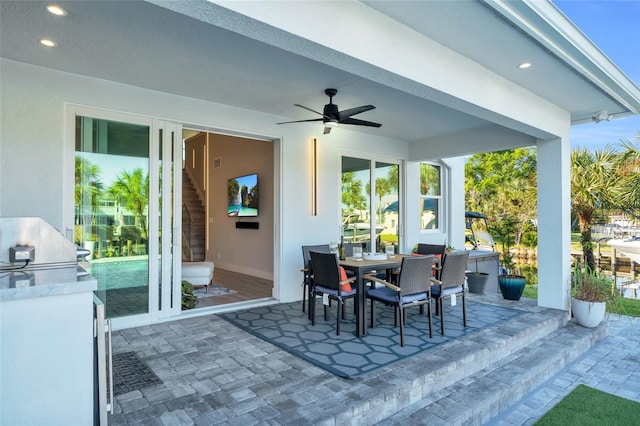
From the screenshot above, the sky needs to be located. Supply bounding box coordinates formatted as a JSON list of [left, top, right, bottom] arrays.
[[552, 0, 640, 151]]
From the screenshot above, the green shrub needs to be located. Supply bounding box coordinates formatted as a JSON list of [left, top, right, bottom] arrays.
[[181, 280, 198, 310]]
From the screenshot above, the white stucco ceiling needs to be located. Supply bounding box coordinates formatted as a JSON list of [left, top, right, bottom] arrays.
[[1, 0, 638, 144]]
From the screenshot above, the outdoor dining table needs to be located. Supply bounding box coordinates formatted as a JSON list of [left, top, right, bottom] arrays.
[[339, 254, 409, 337]]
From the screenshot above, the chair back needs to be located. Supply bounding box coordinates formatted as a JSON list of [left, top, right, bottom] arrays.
[[439, 251, 469, 289], [342, 242, 363, 257], [397, 255, 435, 295], [302, 244, 331, 270], [416, 243, 446, 258], [309, 251, 341, 291]]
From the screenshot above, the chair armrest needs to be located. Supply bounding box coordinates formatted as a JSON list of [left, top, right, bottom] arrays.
[[339, 276, 356, 285], [430, 277, 442, 285], [364, 273, 400, 292]]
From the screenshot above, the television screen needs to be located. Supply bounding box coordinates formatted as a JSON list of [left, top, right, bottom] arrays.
[[227, 173, 258, 217]]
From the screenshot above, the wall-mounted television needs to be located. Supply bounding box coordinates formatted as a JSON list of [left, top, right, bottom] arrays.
[[227, 173, 258, 217]]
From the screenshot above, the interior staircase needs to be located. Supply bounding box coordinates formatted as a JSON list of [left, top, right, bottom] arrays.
[[182, 169, 206, 262]]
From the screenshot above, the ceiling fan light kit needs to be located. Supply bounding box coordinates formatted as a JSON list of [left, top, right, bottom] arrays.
[[277, 88, 381, 134]]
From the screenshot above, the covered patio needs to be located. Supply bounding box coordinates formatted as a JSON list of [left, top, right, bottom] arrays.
[[108, 293, 611, 425]]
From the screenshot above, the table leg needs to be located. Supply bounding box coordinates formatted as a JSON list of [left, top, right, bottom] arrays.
[[356, 270, 366, 337]]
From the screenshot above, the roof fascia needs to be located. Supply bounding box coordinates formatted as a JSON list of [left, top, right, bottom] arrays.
[[483, 0, 640, 117]]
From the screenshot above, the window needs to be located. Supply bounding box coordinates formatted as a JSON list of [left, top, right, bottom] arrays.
[[342, 156, 400, 252], [420, 163, 442, 231]]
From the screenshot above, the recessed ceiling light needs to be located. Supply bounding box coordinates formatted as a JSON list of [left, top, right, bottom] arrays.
[[45, 4, 67, 16], [39, 38, 57, 47], [518, 62, 532, 69]]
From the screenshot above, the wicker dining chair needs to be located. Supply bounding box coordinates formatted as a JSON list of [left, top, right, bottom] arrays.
[[364, 255, 435, 346], [308, 251, 357, 336], [430, 251, 470, 335], [301, 244, 331, 314]]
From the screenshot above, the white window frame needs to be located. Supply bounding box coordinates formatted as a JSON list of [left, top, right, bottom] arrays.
[[419, 161, 447, 234]]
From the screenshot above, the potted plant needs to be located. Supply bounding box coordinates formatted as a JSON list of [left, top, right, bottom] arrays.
[[181, 280, 198, 310], [571, 264, 613, 328], [465, 258, 489, 294], [498, 251, 526, 300]]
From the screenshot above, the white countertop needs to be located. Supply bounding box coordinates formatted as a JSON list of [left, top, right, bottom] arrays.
[[0, 266, 97, 301]]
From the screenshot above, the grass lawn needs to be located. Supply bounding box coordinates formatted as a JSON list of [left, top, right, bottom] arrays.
[[535, 384, 640, 425], [521, 284, 640, 318]]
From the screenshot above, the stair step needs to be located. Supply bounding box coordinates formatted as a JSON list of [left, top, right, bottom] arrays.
[[376, 319, 607, 426]]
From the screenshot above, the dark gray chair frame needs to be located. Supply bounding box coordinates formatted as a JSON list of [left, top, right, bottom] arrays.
[[430, 251, 470, 335], [309, 251, 357, 336], [416, 243, 447, 279], [364, 255, 435, 346], [301, 244, 331, 315]]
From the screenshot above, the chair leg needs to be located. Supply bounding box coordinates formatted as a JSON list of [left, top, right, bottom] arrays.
[[311, 292, 316, 326], [370, 300, 376, 328], [462, 292, 467, 328], [440, 298, 445, 335], [302, 284, 306, 313], [399, 306, 405, 347], [427, 301, 433, 338], [336, 300, 341, 336], [324, 304, 329, 321]]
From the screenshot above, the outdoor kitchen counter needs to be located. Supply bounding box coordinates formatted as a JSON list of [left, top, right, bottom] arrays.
[[1, 265, 97, 425], [466, 250, 500, 293], [0, 265, 96, 301]]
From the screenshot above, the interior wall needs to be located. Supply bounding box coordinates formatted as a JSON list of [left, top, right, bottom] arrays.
[[207, 133, 274, 279], [184, 132, 207, 199]]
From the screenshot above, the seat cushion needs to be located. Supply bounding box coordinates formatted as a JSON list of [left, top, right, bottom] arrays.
[[431, 285, 463, 298], [182, 261, 214, 285], [368, 287, 428, 304]]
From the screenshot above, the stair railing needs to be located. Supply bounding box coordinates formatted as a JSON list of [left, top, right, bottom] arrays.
[[182, 202, 194, 262]]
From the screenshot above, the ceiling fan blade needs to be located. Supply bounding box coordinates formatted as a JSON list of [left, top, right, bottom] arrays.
[[276, 118, 324, 125], [323, 126, 332, 135], [294, 104, 331, 120], [339, 117, 382, 128], [337, 105, 375, 119]]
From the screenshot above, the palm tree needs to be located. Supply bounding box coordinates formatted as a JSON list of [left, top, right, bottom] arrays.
[[615, 139, 640, 213], [75, 156, 103, 226], [109, 168, 149, 239], [571, 146, 619, 270]]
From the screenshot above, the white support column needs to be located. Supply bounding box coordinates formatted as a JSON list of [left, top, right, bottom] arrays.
[[537, 136, 571, 311]]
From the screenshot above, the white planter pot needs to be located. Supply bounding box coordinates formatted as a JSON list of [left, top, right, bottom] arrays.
[[571, 297, 606, 328]]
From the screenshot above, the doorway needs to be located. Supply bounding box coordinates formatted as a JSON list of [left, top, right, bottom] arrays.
[[181, 130, 275, 310]]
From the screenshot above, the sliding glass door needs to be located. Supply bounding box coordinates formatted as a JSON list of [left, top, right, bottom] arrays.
[[72, 108, 180, 323], [341, 155, 400, 253]]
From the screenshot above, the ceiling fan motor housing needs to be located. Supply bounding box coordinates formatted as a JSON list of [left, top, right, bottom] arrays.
[[323, 103, 339, 122]]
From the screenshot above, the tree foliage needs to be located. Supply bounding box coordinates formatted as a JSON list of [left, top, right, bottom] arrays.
[[109, 168, 149, 239], [75, 156, 103, 225], [465, 137, 640, 273], [342, 172, 366, 216], [465, 148, 537, 248]]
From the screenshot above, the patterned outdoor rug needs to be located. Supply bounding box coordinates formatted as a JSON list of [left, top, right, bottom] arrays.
[[221, 300, 523, 379], [112, 351, 162, 396], [193, 285, 237, 299]]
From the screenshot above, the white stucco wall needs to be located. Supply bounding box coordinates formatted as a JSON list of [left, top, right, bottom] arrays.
[[0, 58, 433, 306]]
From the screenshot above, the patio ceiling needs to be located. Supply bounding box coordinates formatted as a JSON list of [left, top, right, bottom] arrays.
[[1, 1, 638, 146]]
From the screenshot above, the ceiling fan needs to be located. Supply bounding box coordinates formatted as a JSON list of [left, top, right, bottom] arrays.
[[277, 88, 382, 134]]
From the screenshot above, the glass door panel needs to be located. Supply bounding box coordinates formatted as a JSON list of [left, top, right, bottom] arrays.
[[341, 157, 372, 251], [376, 161, 399, 254], [75, 116, 150, 319], [342, 156, 401, 253]]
